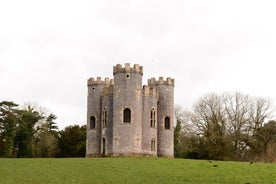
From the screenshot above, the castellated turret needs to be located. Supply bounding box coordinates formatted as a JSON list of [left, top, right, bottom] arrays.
[[86, 77, 113, 157], [86, 63, 174, 157], [148, 77, 175, 157]]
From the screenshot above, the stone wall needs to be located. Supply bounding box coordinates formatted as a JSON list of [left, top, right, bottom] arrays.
[[142, 86, 158, 156]]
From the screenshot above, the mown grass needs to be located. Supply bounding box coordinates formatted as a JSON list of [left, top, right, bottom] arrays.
[[0, 157, 275, 184]]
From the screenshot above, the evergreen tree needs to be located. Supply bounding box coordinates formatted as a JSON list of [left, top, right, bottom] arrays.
[[174, 118, 181, 157], [0, 101, 18, 157], [14, 105, 43, 157], [58, 125, 86, 157]]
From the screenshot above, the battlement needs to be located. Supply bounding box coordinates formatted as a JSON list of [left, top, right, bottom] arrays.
[[148, 77, 175, 86], [113, 63, 143, 75], [87, 77, 114, 86], [142, 85, 158, 98]]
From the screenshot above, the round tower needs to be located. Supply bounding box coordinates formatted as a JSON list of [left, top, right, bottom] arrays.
[[148, 77, 175, 157], [86, 77, 106, 157], [112, 63, 143, 156]]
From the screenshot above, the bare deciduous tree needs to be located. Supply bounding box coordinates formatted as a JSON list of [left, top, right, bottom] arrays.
[[223, 92, 251, 158], [190, 93, 228, 159], [250, 97, 273, 133], [177, 92, 275, 161]]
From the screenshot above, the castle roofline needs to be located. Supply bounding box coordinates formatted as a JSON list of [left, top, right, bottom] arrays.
[[87, 77, 114, 86], [113, 63, 143, 75], [148, 77, 175, 86]]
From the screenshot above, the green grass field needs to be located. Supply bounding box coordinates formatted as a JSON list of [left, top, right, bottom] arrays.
[[0, 158, 275, 184]]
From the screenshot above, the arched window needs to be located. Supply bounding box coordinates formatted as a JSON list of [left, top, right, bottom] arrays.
[[165, 116, 170, 129], [90, 116, 96, 129], [102, 108, 107, 127], [150, 108, 156, 128], [123, 108, 131, 123], [151, 138, 156, 151]]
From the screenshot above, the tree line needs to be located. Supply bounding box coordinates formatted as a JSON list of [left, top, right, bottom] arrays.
[[174, 92, 276, 162], [1, 91, 275, 161], [0, 101, 86, 158]]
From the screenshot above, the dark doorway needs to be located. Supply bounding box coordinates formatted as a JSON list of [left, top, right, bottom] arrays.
[[102, 137, 106, 156]]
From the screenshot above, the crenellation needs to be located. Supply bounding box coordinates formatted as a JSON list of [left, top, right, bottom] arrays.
[[134, 64, 139, 70], [113, 63, 143, 75], [116, 64, 122, 69], [148, 77, 156, 85], [88, 77, 114, 86], [125, 63, 130, 70], [167, 77, 174, 85], [105, 77, 109, 84], [159, 77, 164, 83], [110, 79, 114, 85], [104, 77, 114, 86], [148, 77, 174, 86]]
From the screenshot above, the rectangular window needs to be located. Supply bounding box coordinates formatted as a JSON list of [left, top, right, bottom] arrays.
[[90, 116, 96, 129], [150, 108, 156, 128], [165, 117, 170, 129], [102, 108, 107, 127]]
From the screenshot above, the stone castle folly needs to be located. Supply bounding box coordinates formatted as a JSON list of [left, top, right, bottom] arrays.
[[86, 63, 174, 157]]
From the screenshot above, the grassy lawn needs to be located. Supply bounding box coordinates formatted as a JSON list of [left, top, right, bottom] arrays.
[[0, 157, 275, 184]]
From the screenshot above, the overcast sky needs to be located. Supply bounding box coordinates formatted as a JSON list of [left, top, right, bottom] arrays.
[[1, 0, 276, 129]]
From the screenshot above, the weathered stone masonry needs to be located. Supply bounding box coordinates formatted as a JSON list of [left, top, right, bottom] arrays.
[[86, 63, 174, 157]]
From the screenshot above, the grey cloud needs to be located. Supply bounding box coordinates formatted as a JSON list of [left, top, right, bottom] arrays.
[[1, 0, 276, 128]]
